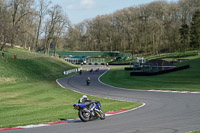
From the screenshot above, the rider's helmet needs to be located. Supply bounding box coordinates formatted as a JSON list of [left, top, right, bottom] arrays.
[[79, 95, 88, 103]]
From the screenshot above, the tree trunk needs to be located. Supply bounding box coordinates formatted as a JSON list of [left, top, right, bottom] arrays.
[[35, 16, 42, 51]]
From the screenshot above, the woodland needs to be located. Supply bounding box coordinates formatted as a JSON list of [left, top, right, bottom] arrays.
[[0, 0, 200, 56]]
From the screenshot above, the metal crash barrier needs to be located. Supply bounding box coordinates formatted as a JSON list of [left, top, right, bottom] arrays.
[[63, 68, 81, 75]]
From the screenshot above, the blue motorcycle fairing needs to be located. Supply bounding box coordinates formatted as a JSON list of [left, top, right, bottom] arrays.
[[92, 103, 100, 109], [97, 103, 101, 107], [74, 102, 102, 111], [73, 104, 87, 109]]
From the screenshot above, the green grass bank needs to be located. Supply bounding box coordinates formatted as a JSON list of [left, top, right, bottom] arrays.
[[186, 131, 200, 133], [100, 55, 200, 92], [0, 48, 142, 128]]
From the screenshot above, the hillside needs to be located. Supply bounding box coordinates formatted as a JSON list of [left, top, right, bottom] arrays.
[[0, 48, 140, 128], [0, 48, 78, 127], [0, 48, 76, 84]]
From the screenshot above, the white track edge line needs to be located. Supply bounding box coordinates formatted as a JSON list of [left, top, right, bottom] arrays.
[[98, 70, 200, 95]]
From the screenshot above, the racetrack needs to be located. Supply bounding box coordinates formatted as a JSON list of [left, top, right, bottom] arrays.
[[4, 66, 200, 133]]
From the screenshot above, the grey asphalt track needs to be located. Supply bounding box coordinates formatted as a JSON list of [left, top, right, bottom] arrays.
[[4, 66, 200, 133]]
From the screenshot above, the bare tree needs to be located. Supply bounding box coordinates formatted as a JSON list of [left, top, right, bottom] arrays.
[[35, 0, 50, 51], [43, 5, 69, 54], [0, 1, 12, 52], [9, 0, 34, 48]]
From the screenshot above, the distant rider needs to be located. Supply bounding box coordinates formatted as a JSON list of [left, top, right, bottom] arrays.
[[86, 77, 91, 86]]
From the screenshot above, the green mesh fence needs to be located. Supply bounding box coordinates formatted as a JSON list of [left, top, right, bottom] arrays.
[[49, 51, 131, 58]]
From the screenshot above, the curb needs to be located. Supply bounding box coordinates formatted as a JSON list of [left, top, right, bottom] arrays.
[[148, 90, 200, 94], [105, 103, 145, 116], [0, 122, 68, 132], [0, 128, 23, 132]]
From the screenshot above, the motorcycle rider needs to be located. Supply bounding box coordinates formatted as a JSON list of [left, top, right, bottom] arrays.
[[86, 77, 90, 86], [78, 95, 98, 113]]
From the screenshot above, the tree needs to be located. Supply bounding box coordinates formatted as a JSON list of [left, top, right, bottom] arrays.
[[179, 23, 189, 51], [43, 5, 69, 54], [190, 10, 200, 51], [52, 15, 69, 55], [9, 0, 34, 48], [35, 0, 50, 51], [0, 1, 11, 52]]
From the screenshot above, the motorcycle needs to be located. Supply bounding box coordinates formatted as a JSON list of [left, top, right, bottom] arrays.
[[86, 77, 90, 86], [95, 68, 99, 72], [86, 79, 90, 86], [79, 70, 82, 75], [73, 101, 105, 122]]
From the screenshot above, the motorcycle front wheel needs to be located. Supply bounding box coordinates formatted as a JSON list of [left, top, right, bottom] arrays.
[[99, 109, 105, 120], [78, 110, 91, 122]]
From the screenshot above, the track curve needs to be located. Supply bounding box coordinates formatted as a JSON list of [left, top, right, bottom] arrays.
[[5, 68, 200, 133]]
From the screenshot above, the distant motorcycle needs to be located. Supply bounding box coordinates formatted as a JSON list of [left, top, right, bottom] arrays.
[[79, 70, 82, 75], [73, 101, 105, 122], [95, 68, 99, 72], [86, 77, 90, 86]]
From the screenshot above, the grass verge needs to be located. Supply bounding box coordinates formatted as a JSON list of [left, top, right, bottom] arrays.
[[186, 131, 200, 133], [100, 57, 200, 92], [0, 80, 141, 128]]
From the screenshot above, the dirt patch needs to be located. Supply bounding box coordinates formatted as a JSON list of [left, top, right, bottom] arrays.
[[0, 77, 16, 83]]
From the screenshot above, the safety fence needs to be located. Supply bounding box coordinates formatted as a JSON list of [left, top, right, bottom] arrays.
[[130, 65, 190, 76], [63, 68, 81, 75], [48, 50, 132, 58]]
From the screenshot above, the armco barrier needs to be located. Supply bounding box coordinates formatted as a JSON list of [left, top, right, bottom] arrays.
[[109, 63, 130, 65], [63, 68, 81, 75], [130, 65, 190, 76], [125, 67, 142, 71], [125, 67, 133, 70]]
